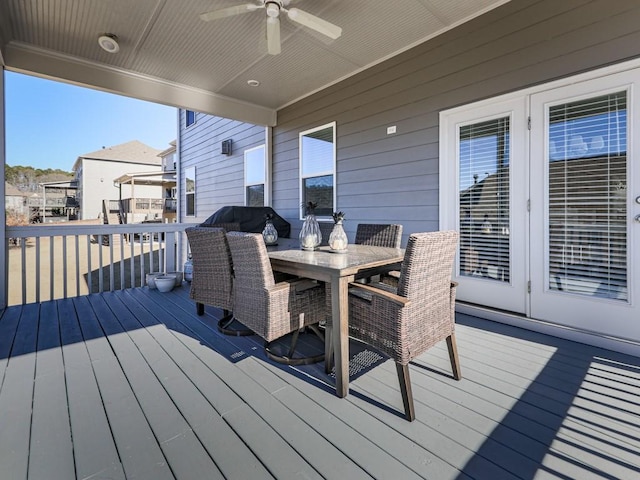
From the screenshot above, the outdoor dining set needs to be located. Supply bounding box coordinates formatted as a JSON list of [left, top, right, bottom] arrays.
[[185, 207, 461, 422]]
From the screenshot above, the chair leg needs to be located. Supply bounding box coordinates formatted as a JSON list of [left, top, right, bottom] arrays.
[[396, 363, 415, 422], [287, 329, 301, 358], [265, 327, 325, 366], [446, 333, 462, 380], [217, 311, 254, 336], [324, 325, 333, 374], [196, 302, 204, 316]]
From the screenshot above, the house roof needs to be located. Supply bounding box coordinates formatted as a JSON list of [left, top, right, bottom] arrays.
[[0, 0, 510, 126], [5, 182, 25, 197], [158, 140, 177, 158], [113, 170, 177, 187], [73, 140, 162, 172]]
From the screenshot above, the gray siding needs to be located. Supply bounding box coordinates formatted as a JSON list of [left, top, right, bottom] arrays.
[[178, 109, 265, 223], [273, 0, 640, 244]]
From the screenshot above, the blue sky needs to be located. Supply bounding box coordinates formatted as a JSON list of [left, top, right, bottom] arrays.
[[5, 71, 177, 171]]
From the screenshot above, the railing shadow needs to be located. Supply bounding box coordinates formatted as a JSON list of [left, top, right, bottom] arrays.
[[452, 314, 640, 480], [83, 243, 165, 292]]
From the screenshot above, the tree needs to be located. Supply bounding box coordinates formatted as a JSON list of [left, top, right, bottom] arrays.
[[5, 165, 73, 192]]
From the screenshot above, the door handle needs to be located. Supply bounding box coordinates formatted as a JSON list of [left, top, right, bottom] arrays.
[[636, 214, 640, 223]]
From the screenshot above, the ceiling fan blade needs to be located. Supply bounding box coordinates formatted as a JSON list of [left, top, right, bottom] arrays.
[[199, 3, 261, 22], [286, 8, 342, 40], [266, 16, 281, 55]]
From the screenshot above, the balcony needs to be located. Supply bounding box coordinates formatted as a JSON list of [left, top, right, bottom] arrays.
[[2, 223, 639, 479], [104, 198, 177, 225]]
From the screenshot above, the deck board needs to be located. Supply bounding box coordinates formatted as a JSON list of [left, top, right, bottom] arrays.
[[73, 295, 163, 480], [58, 298, 126, 480], [108, 289, 274, 480], [85, 293, 224, 480], [0, 303, 39, 479], [28, 300, 75, 480], [0, 285, 638, 479]]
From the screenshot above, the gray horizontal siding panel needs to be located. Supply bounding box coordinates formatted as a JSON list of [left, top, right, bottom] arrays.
[[179, 111, 265, 222], [271, 0, 640, 240]]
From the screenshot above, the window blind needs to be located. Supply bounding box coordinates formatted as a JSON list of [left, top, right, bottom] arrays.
[[547, 91, 627, 300], [458, 117, 510, 282]]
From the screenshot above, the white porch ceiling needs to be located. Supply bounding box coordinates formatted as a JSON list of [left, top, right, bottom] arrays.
[[0, 0, 510, 125]]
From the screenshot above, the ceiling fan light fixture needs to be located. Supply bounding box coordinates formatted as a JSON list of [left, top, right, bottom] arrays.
[[98, 33, 120, 53], [265, 2, 281, 18]]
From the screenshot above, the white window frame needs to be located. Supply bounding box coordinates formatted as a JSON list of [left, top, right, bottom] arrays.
[[185, 166, 196, 217], [299, 121, 336, 220], [244, 144, 268, 206]]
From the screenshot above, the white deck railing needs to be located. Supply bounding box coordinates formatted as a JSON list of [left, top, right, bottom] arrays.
[[4, 222, 194, 306]]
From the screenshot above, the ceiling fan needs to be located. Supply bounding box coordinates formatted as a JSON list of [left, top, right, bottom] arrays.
[[199, 1, 342, 55]]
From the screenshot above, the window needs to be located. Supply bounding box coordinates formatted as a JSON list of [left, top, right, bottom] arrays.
[[245, 145, 266, 206], [185, 110, 196, 127], [185, 166, 195, 216], [299, 122, 336, 218]]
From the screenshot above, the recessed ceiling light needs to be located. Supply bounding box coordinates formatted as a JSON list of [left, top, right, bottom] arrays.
[[98, 34, 120, 53], [247, 79, 260, 87]]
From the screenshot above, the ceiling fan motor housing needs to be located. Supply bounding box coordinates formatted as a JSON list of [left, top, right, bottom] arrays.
[[265, 1, 283, 17]]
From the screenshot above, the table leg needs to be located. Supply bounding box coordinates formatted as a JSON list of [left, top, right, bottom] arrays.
[[331, 275, 351, 398]]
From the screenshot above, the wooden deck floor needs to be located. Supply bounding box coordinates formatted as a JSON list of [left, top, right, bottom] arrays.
[[0, 285, 639, 480]]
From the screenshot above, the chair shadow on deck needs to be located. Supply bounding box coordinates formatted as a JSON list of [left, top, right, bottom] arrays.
[[448, 314, 640, 480], [179, 299, 418, 419], [175, 297, 388, 393]]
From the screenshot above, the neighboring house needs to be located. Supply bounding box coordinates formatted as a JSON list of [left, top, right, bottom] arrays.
[[113, 140, 178, 223], [28, 180, 78, 223], [73, 140, 162, 220], [4, 182, 27, 217], [159, 140, 178, 223], [177, 1, 640, 353]]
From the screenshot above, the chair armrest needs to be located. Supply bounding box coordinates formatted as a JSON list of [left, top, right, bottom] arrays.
[[348, 282, 411, 307]]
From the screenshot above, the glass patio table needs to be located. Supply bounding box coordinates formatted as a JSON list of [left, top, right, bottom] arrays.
[[267, 238, 404, 398]]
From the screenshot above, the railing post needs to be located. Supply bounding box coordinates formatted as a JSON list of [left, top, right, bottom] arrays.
[[0, 70, 6, 309], [165, 229, 176, 273]]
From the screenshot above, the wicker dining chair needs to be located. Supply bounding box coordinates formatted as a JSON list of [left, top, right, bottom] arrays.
[[226, 232, 327, 365], [354, 223, 403, 248], [343, 231, 461, 421], [324, 223, 403, 371], [185, 226, 252, 336]]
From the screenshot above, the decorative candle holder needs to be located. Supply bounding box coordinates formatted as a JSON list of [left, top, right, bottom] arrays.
[[329, 211, 348, 252], [262, 213, 279, 245], [299, 201, 321, 250]]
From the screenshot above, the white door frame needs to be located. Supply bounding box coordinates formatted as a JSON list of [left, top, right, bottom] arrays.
[[440, 57, 640, 348], [529, 70, 639, 343], [440, 96, 529, 314]]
